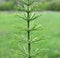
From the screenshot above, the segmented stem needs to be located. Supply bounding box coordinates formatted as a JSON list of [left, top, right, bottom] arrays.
[[27, 0, 31, 58]]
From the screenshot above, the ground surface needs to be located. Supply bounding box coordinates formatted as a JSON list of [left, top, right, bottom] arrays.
[[0, 11, 60, 58]]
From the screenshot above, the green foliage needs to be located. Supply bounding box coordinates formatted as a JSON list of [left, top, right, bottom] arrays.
[[29, 0, 60, 11], [0, 1, 14, 10], [16, 0, 42, 58], [0, 0, 60, 11], [47, 0, 60, 11], [32, 2, 50, 11]]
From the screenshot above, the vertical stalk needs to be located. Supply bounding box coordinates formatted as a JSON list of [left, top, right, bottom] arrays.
[[27, 17, 31, 58], [27, 0, 31, 58]]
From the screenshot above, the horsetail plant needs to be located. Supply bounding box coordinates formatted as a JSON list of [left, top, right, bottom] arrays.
[[16, 0, 43, 58]]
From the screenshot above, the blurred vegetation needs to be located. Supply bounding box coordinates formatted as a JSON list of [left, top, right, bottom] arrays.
[[0, 1, 14, 10], [32, 0, 60, 11], [0, 0, 60, 11]]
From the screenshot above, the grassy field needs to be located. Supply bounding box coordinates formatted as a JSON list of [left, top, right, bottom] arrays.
[[0, 11, 60, 58]]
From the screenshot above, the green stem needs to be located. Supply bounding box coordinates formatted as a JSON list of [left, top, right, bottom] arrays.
[[27, 11, 31, 58], [27, 0, 31, 58], [27, 20, 31, 58]]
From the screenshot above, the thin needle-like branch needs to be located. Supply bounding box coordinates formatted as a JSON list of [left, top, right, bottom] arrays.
[[19, 0, 34, 6], [16, 14, 27, 21], [29, 24, 42, 31]]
